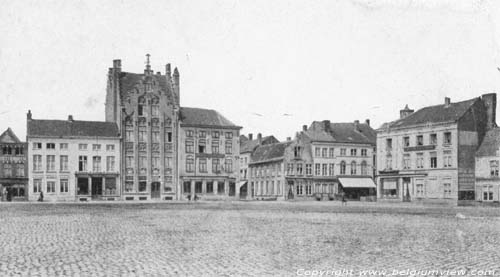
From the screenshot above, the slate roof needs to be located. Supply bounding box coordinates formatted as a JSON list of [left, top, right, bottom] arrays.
[[180, 107, 240, 129], [119, 72, 178, 104], [0, 128, 22, 143], [305, 121, 376, 145], [381, 98, 478, 130], [240, 136, 279, 154], [476, 128, 500, 157], [28, 119, 120, 138], [250, 142, 292, 164]]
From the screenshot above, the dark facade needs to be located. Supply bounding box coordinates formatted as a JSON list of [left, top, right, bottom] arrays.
[[0, 128, 28, 201]]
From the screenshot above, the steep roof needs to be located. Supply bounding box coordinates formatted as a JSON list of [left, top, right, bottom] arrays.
[[476, 128, 500, 157], [240, 135, 279, 154], [180, 107, 240, 129], [118, 72, 178, 105], [305, 121, 376, 145], [250, 142, 292, 164], [27, 119, 120, 138], [381, 98, 478, 130], [0, 128, 22, 143]]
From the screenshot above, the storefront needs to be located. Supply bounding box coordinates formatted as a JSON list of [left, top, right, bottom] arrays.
[[0, 178, 28, 201], [338, 177, 376, 200]]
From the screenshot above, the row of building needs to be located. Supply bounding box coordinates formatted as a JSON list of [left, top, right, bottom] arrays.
[[0, 56, 498, 204]]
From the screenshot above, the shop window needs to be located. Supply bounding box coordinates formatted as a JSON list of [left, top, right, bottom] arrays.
[[217, 182, 225, 194], [77, 178, 89, 195], [206, 182, 214, 193], [195, 182, 202, 193]]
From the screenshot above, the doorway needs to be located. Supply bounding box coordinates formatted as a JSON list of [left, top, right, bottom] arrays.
[[91, 177, 103, 198], [151, 182, 161, 199], [239, 183, 247, 199]]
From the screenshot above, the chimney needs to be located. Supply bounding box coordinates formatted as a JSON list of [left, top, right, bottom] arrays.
[[365, 119, 370, 126], [400, 104, 414, 119], [27, 110, 32, 120], [321, 120, 330, 131], [286, 137, 291, 141], [444, 97, 451, 107], [113, 59, 121, 73], [482, 93, 497, 130], [302, 125, 307, 132], [257, 133, 262, 144], [248, 133, 253, 140], [354, 120, 360, 131], [165, 63, 171, 77], [68, 115, 74, 122]]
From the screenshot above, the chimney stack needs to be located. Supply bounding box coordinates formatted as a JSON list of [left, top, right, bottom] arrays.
[[166, 63, 171, 77], [68, 115, 74, 122], [365, 119, 370, 126], [444, 97, 451, 107], [248, 133, 253, 140], [257, 133, 262, 144], [27, 110, 32, 120], [354, 120, 360, 131], [113, 59, 121, 73], [400, 104, 414, 119], [482, 93, 497, 130], [302, 125, 307, 132], [321, 120, 330, 131]]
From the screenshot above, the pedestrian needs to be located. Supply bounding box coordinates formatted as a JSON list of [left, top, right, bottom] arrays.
[[38, 191, 44, 202], [342, 193, 347, 206]]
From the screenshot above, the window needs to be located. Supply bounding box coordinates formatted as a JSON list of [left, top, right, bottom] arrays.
[[60, 143, 68, 150], [403, 137, 410, 147], [183, 181, 191, 193], [443, 151, 452, 168], [315, 147, 321, 157], [212, 131, 219, 139], [329, 163, 334, 176], [287, 164, 294, 175], [225, 132, 233, 139], [186, 157, 194, 172], [46, 155, 55, 171], [212, 159, 220, 173], [386, 139, 392, 150], [340, 161, 346, 175], [225, 159, 233, 173], [490, 161, 499, 177], [60, 155, 68, 171], [305, 185, 312, 195], [138, 104, 144, 116], [3, 164, 11, 177], [416, 153, 424, 169], [315, 164, 321, 175], [166, 132, 173, 143], [403, 154, 410, 169], [296, 163, 303, 175], [33, 155, 42, 171], [416, 183, 424, 197], [33, 142, 42, 150], [138, 129, 147, 142], [443, 182, 452, 198], [126, 156, 134, 168], [106, 145, 114, 151], [46, 143, 55, 150], [152, 131, 160, 143], [93, 156, 101, 172], [15, 146, 23, 155], [322, 164, 327, 176], [361, 149, 367, 157], [483, 185, 493, 201], [199, 158, 207, 172], [105, 178, 116, 195], [46, 181, 55, 193], [197, 131, 206, 138], [294, 147, 301, 158], [385, 155, 392, 170], [417, 135, 423, 146], [329, 148, 334, 158], [211, 140, 219, 154], [322, 148, 327, 157], [360, 161, 367, 175], [126, 130, 134, 142], [218, 182, 225, 194], [106, 156, 115, 172], [350, 161, 357, 175], [138, 156, 147, 169], [206, 182, 214, 193], [185, 141, 194, 153], [60, 179, 69, 193], [33, 179, 42, 193], [340, 148, 346, 156], [296, 185, 303, 195], [430, 134, 437, 145], [430, 152, 437, 168], [444, 132, 452, 145], [306, 164, 312, 175], [16, 164, 24, 177], [139, 181, 147, 192], [79, 156, 88, 171], [92, 144, 101, 151], [198, 140, 206, 153], [225, 141, 232, 154], [79, 144, 87, 150], [152, 105, 159, 117], [350, 149, 357, 156]]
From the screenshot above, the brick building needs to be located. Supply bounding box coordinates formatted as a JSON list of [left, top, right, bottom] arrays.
[[27, 112, 121, 202], [376, 94, 496, 203], [0, 128, 28, 201]]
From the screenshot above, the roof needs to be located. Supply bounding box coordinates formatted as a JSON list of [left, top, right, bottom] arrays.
[[240, 135, 279, 153], [250, 142, 292, 164], [119, 72, 178, 104], [27, 119, 120, 138], [0, 128, 22, 143], [381, 98, 478, 130], [476, 128, 500, 157], [180, 107, 240, 129], [305, 121, 376, 145]]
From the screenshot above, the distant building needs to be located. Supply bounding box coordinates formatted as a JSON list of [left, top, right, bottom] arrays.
[[475, 127, 500, 203], [376, 94, 496, 203], [0, 128, 28, 201], [178, 107, 241, 200], [27, 112, 121, 202]]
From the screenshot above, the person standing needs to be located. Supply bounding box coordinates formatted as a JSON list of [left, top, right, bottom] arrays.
[[38, 191, 44, 202]]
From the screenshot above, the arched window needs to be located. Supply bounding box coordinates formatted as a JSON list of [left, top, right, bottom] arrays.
[[361, 161, 368, 175], [340, 161, 346, 175], [351, 161, 357, 175]]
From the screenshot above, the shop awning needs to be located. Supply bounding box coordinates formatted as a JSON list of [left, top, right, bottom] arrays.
[[338, 178, 376, 188]]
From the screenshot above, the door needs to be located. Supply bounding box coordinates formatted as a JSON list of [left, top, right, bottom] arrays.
[[239, 183, 248, 199], [151, 182, 161, 199], [91, 177, 103, 198]]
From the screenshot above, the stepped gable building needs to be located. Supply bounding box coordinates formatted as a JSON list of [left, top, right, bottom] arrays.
[[105, 55, 179, 201], [376, 94, 496, 203], [178, 107, 241, 200], [291, 120, 377, 200], [475, 127, 500, 203], [27, 111, 121, 202], [0, 128, 28, 201]]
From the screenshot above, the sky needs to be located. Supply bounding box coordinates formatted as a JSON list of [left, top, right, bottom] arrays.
[[1, 0, 500, 140]]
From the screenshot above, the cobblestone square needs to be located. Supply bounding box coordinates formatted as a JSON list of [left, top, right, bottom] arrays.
[[0, 202, 499, 276]]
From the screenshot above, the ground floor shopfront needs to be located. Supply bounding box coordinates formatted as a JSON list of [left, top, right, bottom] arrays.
[[180, 177, 237, 200], [0, 178, 28, 201], [284, 177, 376, 201], [75, 173, 121, 201]]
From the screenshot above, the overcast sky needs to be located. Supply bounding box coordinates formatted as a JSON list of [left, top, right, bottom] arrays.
[[1, 0, 500, 140]]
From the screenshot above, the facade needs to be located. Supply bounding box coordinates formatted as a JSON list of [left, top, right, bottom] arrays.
[[475, 128, 500, 203], [0, 128, 28, 201], [27, 112, 121, 202], [178, 107, 241, 200], [105, 57, 179, 201], [376, 95, 496, 203]]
